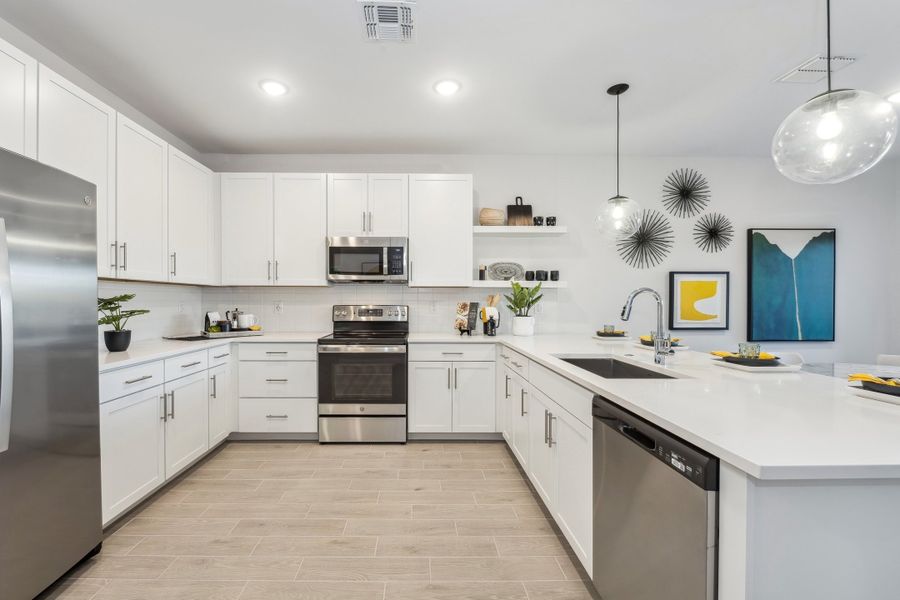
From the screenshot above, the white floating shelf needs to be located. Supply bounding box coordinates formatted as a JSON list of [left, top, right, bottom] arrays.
[[473, 226, 567, 236], [469, 280, 567, 288]]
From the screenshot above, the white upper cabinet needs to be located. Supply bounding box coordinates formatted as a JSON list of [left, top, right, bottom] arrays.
[[168, 147, 213, 284], [116, 114, 168, 281], [367, 173, 408, 236], [220, 173, 274, 285], [273, 173, 327, 285], [327, 173, 409, 237], [327, 173, 368, 236], [0, 37, 36, 158], [37, 66, 116, 277], [409, 174, 473, 286]]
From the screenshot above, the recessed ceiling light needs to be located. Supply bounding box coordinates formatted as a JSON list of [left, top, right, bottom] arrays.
[[259, 79, 288, 97], [433, 80, 461, 96], [888, 90, 900, 104]]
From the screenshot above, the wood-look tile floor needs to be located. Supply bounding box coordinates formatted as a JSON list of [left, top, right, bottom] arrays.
[[43, 442, 597, 600]]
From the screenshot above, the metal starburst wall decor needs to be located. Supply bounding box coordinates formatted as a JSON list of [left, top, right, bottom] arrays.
[[616, 210, 674, 269], [662, 168, 711, 218], [693, 212, 734, 253]]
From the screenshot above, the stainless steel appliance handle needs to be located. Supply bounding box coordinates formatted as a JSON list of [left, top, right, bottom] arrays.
[[548, 412, 556, 447], [383, 246, 388, 275], [520, 389, 527, 416], [124, 374, 154, 385], [120, 242, 128, 271], [0, 219, 13, 453], [318, 345, 407, 354], [181, 361, 202, 368], [266, 414, 289, 419], [211, 374, 217, 398]]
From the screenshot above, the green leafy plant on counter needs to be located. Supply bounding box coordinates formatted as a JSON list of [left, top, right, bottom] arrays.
[[97, 294, 150, 331], [505, 281, 543, 317]]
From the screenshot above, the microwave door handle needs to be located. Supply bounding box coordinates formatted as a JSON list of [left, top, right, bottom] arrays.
[[383, 247, 388, 275], [0, 219, 12, 454]]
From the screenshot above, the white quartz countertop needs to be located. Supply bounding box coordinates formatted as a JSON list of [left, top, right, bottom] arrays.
[[101, 331, 900, 480]]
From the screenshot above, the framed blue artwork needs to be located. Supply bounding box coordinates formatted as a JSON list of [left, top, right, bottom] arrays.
[[747, 228, 835, 342]]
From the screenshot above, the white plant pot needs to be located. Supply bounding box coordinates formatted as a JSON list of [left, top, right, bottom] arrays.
[[512, 316, 535, 336]]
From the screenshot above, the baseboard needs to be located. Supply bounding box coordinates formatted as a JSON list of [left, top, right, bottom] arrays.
[[408, 432, 504, 441], [228, 432, 319, 441]]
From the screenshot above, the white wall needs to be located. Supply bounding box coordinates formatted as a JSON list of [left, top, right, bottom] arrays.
[[98, 280, 203, 344], [202, 153, 899, 363]]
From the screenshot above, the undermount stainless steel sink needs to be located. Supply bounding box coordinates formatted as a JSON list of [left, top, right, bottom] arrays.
[[558, 356, 674, 379]]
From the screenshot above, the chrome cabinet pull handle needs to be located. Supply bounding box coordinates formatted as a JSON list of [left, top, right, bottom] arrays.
[[266, 378, 289, 382], [211, 374, 217, 398], [362, 211, 366, 232], [120, 242, 127, 271], [504, 375, 510, 398], [548, 413, 556, 447], [454, 368, 458, 389], [441, 352, 464, 355], [170, 252, 177, 276], [266, 414, 289, 419], [265, 351, 288, 355], [124, 374, 153, 385], [447, 367, 451, 389], [267, 260, 272, 281], [544, 409, 549, 444], [520, 389, 527, 416], [167, 391, 175, 419], [160, 394, 167, 422], [275, 260, 279, 281], [110, 242, 117, 270], [181, 361, 201, 368], [368, 211, 373, 232], [213, 353, 230, 359], [511, 361, 522, 368]]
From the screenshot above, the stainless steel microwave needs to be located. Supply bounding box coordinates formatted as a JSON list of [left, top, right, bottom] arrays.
[[327, 237, 408, 283]]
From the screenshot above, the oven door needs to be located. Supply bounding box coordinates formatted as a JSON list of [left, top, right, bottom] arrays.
[[317, 344, 408, 415], [327, 237, 407, 282]]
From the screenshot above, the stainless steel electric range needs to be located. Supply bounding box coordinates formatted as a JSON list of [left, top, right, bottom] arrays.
[[317, 305, 409, 443]]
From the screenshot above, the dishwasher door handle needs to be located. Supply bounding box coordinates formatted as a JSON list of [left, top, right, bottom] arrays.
[[620, 424, 656, 451]]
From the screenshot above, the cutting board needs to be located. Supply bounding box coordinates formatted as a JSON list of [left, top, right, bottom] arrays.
[[506, 196, 533, 226]]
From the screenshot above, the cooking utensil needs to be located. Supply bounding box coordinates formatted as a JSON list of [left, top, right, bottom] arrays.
[[506, 196, 533, 226]]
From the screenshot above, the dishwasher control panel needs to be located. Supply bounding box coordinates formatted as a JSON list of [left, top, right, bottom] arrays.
[[656, 444, 707, 486]]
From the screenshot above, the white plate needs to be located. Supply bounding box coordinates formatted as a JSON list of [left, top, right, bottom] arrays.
[[711, 359, 802, 373], [592, 335, 632, 342], [849, 385, 900, 407], [633, 342, 690, 352]]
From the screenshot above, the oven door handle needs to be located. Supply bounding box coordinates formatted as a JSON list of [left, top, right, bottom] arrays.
[[318, 344, 407, 354]]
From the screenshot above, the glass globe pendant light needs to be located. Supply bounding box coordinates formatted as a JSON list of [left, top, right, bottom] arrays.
[[772, 0, 897, 184], [598, 83, 641, 236]]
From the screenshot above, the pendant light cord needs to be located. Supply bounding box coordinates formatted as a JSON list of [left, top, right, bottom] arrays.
[[826, 0, 832, 93], [616, 93, 620, 196]]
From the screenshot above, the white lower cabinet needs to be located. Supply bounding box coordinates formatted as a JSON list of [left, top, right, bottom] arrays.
[[509, 373, 529, 467], [409, 360, 495, 433], [99, 384, 166, 526], [527, 386, 558, 508], [239, 398, 317, 433], [553, 407, 593, 568], [237, 344, 317, 433], [208, 362, 233, 447], [164, 371, 209, 478]]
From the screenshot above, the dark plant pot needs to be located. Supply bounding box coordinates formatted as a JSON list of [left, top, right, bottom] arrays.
[[104, 330, 132, 352]]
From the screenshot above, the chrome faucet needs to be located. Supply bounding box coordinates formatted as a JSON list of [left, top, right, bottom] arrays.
[[620, 287, 671, 365]]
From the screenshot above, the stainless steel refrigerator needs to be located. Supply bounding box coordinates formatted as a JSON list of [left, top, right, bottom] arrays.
[[0, 148, 102, 599]]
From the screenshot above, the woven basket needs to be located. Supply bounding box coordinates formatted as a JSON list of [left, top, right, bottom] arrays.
[[479, 207, 506, 226]]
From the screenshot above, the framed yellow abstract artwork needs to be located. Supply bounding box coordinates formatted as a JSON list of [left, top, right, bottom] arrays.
[[668, 271, 730, 330]]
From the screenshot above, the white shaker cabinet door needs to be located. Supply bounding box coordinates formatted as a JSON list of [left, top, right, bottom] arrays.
[[99, 384, 166, 525], [509, 374, 529, 468], [526, 386, 557, 509], [168, 147, 212, 284], [367, 173, 408, 236], [408, 362, 453, 433], [452, 362, 496, 433], [553, 409, 593, 573], [37, 66, 116, 277], [408, 174, 473, 286], [0, 37, 36, 158], [164, 371, 209, 479], [326, 173, 367, 236], [274, 173, 327, 285], [208, 363, 231, 447], [116, 114, 168, 281], [220, 173, 274, 285]]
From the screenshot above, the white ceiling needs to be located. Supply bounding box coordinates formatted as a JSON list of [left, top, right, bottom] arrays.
[[2, 0, 899, 156]]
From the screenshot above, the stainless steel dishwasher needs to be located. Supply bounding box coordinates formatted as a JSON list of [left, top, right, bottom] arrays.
[[592, 396, 718, 600]]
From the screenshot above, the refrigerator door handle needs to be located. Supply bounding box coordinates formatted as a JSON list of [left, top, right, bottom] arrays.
[[0, 219, 14, 453]]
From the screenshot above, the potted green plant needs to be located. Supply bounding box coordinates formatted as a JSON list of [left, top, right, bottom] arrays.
[[505, 281, 542, 336], [98, 294, 149, 352]]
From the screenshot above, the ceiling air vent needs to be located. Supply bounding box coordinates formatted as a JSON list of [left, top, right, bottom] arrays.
[[774, 55, 856, 84], [359, 0, 415, 42]]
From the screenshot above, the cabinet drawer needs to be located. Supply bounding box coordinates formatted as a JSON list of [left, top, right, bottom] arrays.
[[498, 347, 530, 379], [164, 350, 209, 381], [239, 398, 317, 433], [239, 343, 316, 361], [529, 362, 593, 428], [208, 345, 233, 367], [239, 361, 317, 397], [100, 361, 165, 403], [409, 343, 495, 362]]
